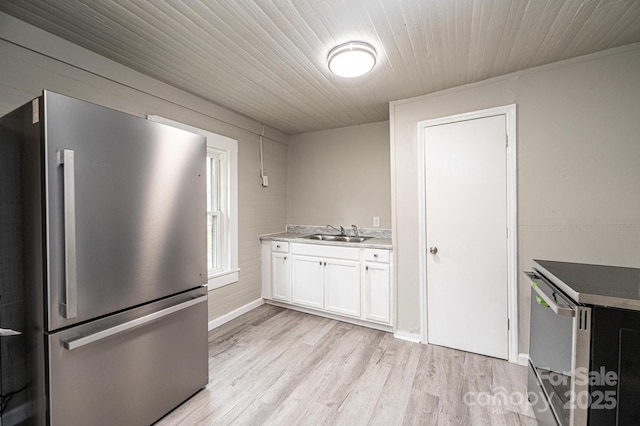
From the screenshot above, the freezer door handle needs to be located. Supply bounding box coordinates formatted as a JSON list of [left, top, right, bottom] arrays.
[[58, 149, 78, 319], [62, 295, 207, 350]]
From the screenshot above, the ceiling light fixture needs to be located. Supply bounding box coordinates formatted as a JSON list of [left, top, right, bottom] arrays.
[[327, 41, 377, 78]]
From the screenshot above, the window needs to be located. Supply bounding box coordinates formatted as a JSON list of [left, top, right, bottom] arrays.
[[207, 148, 225, 274], [147, 115, 239, 290]]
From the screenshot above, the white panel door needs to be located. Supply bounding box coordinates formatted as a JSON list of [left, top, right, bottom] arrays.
[[291, 255, 324, 309], [324, 259, 361, 317], [425, 114, 508, 359], [364, 263, 391, 324], [271, 253, 290, 302]]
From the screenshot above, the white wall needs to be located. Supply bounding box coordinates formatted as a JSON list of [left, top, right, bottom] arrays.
[[0, 12, 289, 323], [288, 121, 391, 229], [390, 44, 640, 354]]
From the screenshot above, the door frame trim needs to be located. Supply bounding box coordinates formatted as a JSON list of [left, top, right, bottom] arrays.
[[417, 104, 518, 363]]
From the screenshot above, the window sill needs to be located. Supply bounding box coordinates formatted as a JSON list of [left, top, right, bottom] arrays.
[[207, 269, 240, 291]]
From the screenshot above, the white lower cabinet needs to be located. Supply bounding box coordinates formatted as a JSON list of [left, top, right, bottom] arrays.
[[271, 252, 290, 302], [291, 255, 324, 308], [324, 259, 361, 317], [263, 241, 392, 328], [291, 255, 360, 316], [364, 262, 391, 323]]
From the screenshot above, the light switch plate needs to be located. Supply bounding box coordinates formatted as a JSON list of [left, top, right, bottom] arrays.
[[373, 217, 380, 227]]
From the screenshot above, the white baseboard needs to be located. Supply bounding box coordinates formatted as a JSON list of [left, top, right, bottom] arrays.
[[208, 298, 264, 331], [393, 330, 423, 343], [518, 352, 530, 366], [265, 300, 394, 333]]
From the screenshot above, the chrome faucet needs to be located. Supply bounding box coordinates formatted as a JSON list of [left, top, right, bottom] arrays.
[[351, 224, 359, 237], [327, 224, 346, 235]]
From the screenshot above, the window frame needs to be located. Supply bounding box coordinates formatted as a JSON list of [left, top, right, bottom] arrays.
[[147, 115, 239, 291]]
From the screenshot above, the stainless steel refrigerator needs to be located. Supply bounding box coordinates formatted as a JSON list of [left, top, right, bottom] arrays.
[[0, 91, 208, 425]]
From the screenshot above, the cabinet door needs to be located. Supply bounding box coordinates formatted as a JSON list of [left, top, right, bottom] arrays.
[[271, 253, 290, 302], [324, 259, 361, 317], [364, 263, 390, 324], [291, 255, 324, 309]]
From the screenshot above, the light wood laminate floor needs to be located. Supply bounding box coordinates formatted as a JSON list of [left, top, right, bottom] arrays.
[[157, 304, 537, 425]]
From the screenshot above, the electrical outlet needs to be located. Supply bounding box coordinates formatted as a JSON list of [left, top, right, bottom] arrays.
[[261, 175, 269, 187], [373, 217, 380, 227]]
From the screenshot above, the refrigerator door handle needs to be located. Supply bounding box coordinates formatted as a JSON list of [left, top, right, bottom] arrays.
[[58, 149, 78, 319], [62, 295, 207, 350]]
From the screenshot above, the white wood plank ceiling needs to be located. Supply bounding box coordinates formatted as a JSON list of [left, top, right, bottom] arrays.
[[1, 0, 639, 135]]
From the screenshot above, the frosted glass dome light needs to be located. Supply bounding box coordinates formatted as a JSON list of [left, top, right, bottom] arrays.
[[327, 41, 377, 78]]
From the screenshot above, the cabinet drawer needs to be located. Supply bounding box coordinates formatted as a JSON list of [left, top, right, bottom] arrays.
[[272, 241, 289, 253], [291, 243, 359, 260], [364, 249, 390, 263]]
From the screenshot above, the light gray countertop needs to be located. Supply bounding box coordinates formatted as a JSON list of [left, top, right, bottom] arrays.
[[260, 232, 392, 250]]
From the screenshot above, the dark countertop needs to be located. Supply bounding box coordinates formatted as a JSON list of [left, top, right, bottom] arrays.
[[533, 259, 640, 310], [260, 232, 392, 250]]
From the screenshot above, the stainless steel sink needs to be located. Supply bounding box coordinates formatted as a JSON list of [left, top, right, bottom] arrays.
[[333, 236, 371, 242], [302, 234, 338, 241], [301, 234, 371, 243]]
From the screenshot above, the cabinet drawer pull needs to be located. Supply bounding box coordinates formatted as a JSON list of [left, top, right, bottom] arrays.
[[374, 254, 378, 258]]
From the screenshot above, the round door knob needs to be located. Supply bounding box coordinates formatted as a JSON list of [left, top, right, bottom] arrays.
[[429, 247, 438, 254]]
